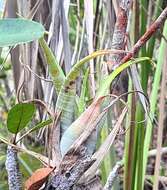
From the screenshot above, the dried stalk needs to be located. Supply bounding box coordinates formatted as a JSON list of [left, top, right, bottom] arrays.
[[83, 107, 127, 182], [148, 147, 167, 157], [108, 0, 131, 71], [153, 42, 167, 190], [120, 6, 167, 65]]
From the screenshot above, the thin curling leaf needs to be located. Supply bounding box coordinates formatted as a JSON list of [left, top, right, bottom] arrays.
[[57, 50, 119, 135], [130, 65, 149, 114], [96, 57, 151, 97], [39, 38, 65, 93], [60, 96, 105, 156], [17, 119, 53, 142], [29, 118, 52, 133], [7, 103, 35, 134], [0, 19, 45, 47]]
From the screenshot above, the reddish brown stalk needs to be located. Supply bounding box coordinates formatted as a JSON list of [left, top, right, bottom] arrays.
[[108, 0, 131, 71], [121, 6, 167, 64]]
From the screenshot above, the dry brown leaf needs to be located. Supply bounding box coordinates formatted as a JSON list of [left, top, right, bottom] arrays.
[[25, 167, 53, 190]]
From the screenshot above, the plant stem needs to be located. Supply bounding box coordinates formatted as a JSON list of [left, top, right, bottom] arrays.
[[124, 79, 136, 190], [135, 1, 148, 189], [153, 38, 167, 190], [142, 20, 167, 189], [120, 6, 167, 65]]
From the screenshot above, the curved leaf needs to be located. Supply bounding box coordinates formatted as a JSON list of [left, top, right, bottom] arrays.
[[0, 19, 45, 47], [30, 118, 52, 133], [39, 38, 65, 93], [96, 57, 151, 97], [17, 118, 53, 142], [57, 50, 118, 135], [60, 57, 151, 156], [7, 103, 35, 134], [25, 167, 52, 190]]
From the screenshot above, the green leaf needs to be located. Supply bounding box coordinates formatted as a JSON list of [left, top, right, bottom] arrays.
[[7, 103, 35, 134], [39, 38, 65, 93], [0, 19, 45, 47], [57, 50, 116, 135], [77, 68, 89, 115], [60, 57, 151, 156], [29, 118, 52, 133], [0, 123, 3, 128], [17, 118, 53, 142], [96, 57, 151, 97], [143, 20, 167, 187]]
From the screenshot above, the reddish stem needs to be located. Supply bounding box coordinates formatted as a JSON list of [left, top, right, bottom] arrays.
[[108, 0, 131, 71], [121, 6, 167, 64]]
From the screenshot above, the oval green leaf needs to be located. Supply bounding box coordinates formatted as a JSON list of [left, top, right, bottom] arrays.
[[0, 19, 45, 47], [7, 103, 35, 134]]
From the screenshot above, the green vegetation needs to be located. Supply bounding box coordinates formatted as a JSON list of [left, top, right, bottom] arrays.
[[0, 1, 167, 189]]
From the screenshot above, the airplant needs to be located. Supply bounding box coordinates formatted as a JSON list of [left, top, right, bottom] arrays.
[[0, 18, 150, 189], [0, 3, 167, 189]]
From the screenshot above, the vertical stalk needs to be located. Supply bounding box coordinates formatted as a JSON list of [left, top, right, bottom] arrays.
[[100, 123, 112, 184], [153, 42, 167, 190], [142, 20, 167, 189], [135, 0, 148, 189], [140, 0, 148, 92], [147, 0, 163, 58], [135, 104, 145, 189], [124, 1, 139, 189], [124, 79, 136, 190]]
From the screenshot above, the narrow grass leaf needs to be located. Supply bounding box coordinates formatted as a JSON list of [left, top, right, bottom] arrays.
[[17, 119, 52, 142], [143, 20, 167, 187], [96, 57, 151, 97]]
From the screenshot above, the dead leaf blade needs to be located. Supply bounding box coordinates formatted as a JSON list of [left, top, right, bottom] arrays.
[[25, 167, 52, 190]]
